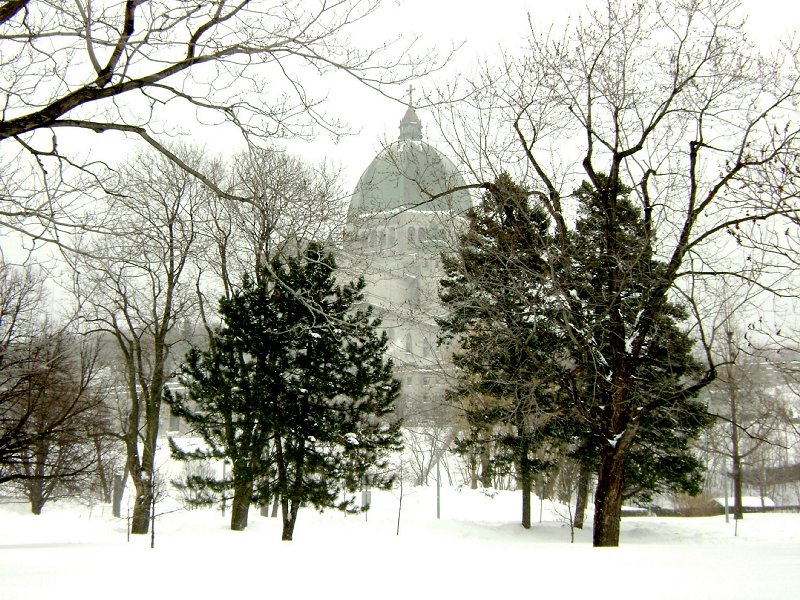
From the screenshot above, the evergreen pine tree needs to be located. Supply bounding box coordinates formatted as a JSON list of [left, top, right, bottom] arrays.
[[439, 173, 569, 528], [439, 173, 712, 529], [168, 243, 401, 538], [166, 270, 286, 531], [268, 244, 401, 540], [568, 178, 712, 506]]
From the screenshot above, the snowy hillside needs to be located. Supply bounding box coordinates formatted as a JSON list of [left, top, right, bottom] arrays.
[[2, 486, 799, 600]]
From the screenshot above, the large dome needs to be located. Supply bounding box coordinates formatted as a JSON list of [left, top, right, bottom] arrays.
[[347, 107, 472, 218]]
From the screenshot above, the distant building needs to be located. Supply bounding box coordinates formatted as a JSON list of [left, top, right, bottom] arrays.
[[341, 103, 472, 422], [165, 104, 474, 430]]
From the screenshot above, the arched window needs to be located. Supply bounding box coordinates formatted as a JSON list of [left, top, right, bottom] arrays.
[[418, 227, 427, 243], [405, 333, 413, 353], [407, 227, 416, 244]]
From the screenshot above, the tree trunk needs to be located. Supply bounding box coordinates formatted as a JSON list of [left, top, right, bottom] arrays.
[[592, 444, 628, 547], [93, 438, 111, 503], [123, 332, 166, 536], [129, 414, 161, 534], [573, 463, 591, 530], [519, 435, 531, 529], [480, 444, 492, 489], [130, 486, 152, 534], [29, 482, 45, 515], [732, 451, 744, 520], [468, 451, 478, 489], [112, 470, 127, 518], [259, 495, 280, 518], [281, 497, 300, 540], [275, 429, 306, 540], [230, 479, 252, 531], [730, 394, 744, 520], [129, 435, 158, 535], [521, 475, 531, 529]]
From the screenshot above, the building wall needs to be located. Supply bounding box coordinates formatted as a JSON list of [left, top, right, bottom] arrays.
[[341, 207, 465, 423]]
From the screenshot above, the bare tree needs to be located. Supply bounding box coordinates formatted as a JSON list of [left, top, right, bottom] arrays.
[[0, 258, 108, 512], [685, 274, 799, 515], [85, 401, 125, 505], [432, 0, 800, 546], [0, 259, 47, 480], [72, 148, 205, 534], [403, 422, 456, 487], [700, 331, 797, 517], [9, 331, 109, 514], [0, 0, 436, 247], [197, 146, 346, 307]]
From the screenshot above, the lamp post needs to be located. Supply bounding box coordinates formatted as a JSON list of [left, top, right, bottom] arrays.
[[436, 458, 441, 519]]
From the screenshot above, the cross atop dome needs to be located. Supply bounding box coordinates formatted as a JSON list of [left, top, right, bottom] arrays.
[[406, 84, 416, 107], [399, 84, 422, 141]]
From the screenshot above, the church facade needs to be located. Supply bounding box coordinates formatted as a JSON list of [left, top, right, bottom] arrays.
[[341, 105, 472, 422]]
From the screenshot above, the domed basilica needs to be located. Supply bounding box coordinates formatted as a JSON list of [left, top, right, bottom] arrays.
[[342, 102, 472, 421]]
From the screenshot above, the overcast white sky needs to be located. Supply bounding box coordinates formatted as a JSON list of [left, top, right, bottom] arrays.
[[36, 0, 800, 202], [282, 0, 800, 195], [4, 0, 797, 315]]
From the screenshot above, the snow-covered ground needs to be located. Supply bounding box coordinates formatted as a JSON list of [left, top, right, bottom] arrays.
[[2, 486, 798, 600]]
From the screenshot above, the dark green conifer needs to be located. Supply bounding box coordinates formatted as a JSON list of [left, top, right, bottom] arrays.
[[439, 173, 712, 530], [567, 177, 712, 507], [168, 243, 401, 538], [439, 173, 569, 529]]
